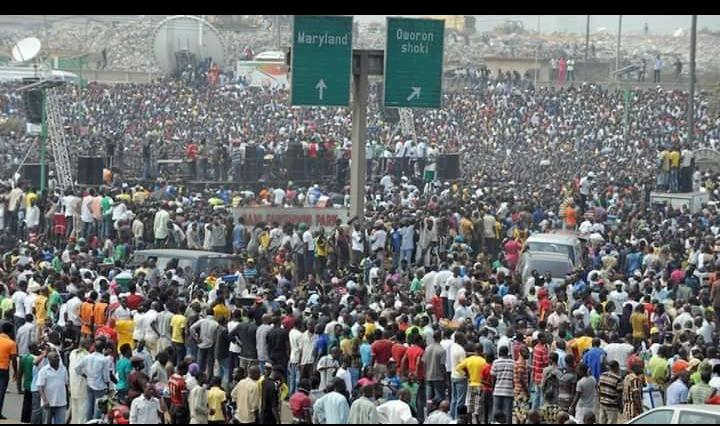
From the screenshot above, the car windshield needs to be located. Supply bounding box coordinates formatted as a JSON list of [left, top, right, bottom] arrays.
[[529, 259, 572, 278], [527, 242, 575, 260]]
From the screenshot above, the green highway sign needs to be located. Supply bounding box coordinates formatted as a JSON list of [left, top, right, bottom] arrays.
[[384, 17, 444, 108], [291, 15, 353, 106]]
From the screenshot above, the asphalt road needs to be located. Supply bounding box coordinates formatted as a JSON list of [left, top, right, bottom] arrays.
[[1, 386, 24, 423]]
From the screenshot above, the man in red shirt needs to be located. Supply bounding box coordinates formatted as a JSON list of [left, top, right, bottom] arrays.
[[186, 142, 199, 179], [391, 332, 407, 366], [168, 362, 188, 424], [431, 288, 444, 322], [371, 330, 394, 375], [95, 318, 118, 355], [531, 333, 550, 411], [400, 333, 425, 380], [125, 284, 144, 312], [288, 378, 312, 424]]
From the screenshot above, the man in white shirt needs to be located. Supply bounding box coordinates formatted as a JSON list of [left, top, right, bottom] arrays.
[[129, 383, 166, 424], [416, 139, 427, 180], [7, 185, 23, 236], [351, 224, 365, 265], [380, 174, 394, 193], [303, 228, 314, 277], [80, 189, 95, 238], [448, 332, 467, 419], [12, 281, 28, 328], [272, 187, 286, 207], [377, 388, 417, 424], [37, 351, 69, 424], [654, 54, 663, 82], [153, 205, 170, 246], [69, 338, 91, 424], [680, 145, 694, 192], [24, 199, 40, 235], [370, 224, 387, 267], [422, 267, 439, 303], [288, 321, 304, 396]]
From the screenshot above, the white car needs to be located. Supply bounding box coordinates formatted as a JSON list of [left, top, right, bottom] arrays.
[[626, 404, 720, 424]]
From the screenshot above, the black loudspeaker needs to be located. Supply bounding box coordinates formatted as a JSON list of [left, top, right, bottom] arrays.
[[23, 89, 43, 124], [286, 143, 307, 180], [77, 156, 104, 185], [21, 163, 45, 189], [377, 82, 400, 124], [437, 154, 461, 180], [242, 145, 262, 181]]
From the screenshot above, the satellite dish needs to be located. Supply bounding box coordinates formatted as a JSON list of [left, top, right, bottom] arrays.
[[152, 15, 226, 74], [11, 37, 42, 63]]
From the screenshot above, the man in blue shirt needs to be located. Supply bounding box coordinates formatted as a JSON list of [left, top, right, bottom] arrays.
[[666, 372, 690, 405], [75, 340, 111, 420], [582, 338, 607, 383]]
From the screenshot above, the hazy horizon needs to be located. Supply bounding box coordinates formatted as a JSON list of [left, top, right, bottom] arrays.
[[354, 15, 720, 34]]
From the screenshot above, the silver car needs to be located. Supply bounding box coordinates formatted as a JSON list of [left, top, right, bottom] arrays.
[[625, 404, 720, 424]]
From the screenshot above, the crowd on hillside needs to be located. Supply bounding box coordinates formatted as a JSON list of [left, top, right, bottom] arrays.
[[2, 17, 720, 79]]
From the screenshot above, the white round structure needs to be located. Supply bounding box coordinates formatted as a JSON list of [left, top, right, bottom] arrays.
[[152, 15, 226, 74]]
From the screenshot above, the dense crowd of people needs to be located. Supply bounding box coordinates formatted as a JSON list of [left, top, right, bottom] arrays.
[[2, 25, 720, 425]]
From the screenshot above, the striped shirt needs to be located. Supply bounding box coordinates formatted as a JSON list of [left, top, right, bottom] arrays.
[[491, 357, 515, 397], [532, 344, 549, 384], [514, 355, 529, 396], [598, 371, 623, 407]]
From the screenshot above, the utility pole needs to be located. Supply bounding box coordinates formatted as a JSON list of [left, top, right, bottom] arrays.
[[615, 15, 622, 80], [585, 15, 590, 61], [534, 15, 540, 88], [689, 15, 697, 143], [348, 50, 384, 220], [275, 15, 281, 49]]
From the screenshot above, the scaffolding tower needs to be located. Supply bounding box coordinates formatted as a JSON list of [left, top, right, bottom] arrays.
[[44, 87, 74, 191]]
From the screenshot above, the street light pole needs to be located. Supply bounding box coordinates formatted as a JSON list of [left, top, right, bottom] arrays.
[[689, 15, 697, 143], [350, 51, 369, 220], [534, 15, 540, 88], [615, 15, 622, 80], [585, 15, 590, 61]]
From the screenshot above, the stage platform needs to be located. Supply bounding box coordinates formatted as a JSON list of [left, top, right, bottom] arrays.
[[650, 191, 710, 213]]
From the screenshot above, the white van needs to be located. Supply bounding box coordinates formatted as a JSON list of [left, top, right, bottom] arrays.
[[525, 232, 583, 267]]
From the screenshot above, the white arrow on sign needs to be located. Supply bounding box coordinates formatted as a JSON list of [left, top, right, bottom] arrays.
[[407, 87, 421, 101], [315, 79, 327, 100]]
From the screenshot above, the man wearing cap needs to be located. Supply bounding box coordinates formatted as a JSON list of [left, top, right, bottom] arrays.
[[666, 370, 690, 405]]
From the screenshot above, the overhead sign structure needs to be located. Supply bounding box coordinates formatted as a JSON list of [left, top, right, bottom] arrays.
[[291, 15, 353, 106], [384, 17, 445, 108]]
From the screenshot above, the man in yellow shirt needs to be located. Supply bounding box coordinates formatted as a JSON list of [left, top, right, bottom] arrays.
[[33, 287, 49, 341], [455, 344, 487, 423], [170, 306, 187, 368], [115, 316, 135, 351], [207, 376, 227, 423], [669, 146, 681, 192], [630, 304, 648, 344], [212, 298, 230, 323]]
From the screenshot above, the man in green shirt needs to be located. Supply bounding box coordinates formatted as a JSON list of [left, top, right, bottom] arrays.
[[115, 344, 133, 400], [101, 191, 113, 239], [688, 370, 715, 404], [18, 343, 39, 423], [648, 346, 670, 404], [47, 286, 63, 325]]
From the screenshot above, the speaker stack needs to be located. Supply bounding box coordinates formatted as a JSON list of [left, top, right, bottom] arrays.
[[77, 156, 104, 185], [241, 145, 263, 182], [20, 163, 46, 189], [436, 154, 461, 180], [286, 143, 307, 181]]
